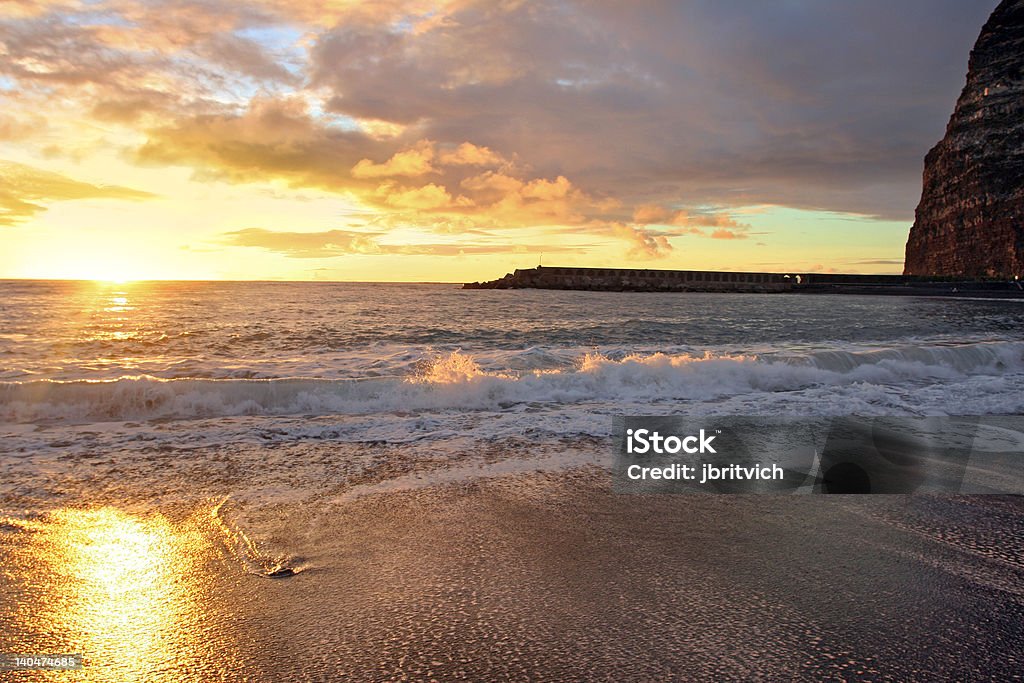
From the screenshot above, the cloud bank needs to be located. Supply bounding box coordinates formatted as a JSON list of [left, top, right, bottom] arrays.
[[0, 0, 998, 256]]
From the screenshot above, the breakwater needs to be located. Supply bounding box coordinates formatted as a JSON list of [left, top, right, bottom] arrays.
[[463, 267, 1024, 297], [464, 267, 792, 292]]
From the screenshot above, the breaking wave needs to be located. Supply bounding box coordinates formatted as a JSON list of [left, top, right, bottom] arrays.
[[2, 341, 1023, 423]]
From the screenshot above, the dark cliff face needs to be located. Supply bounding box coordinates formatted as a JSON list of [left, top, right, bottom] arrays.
[[904, 0, 1024, 277]]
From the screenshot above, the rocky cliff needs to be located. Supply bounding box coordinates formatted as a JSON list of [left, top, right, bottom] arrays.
[[904, 0, 1024, 277]]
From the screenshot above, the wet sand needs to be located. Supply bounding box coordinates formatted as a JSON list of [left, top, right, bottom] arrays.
[[234, 472, 1024, 681], [2, 456, 1023, 681]]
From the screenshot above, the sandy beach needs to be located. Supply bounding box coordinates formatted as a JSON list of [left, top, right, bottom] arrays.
[[3, 442, 1023, 681], [252, 472, 1024, 681]]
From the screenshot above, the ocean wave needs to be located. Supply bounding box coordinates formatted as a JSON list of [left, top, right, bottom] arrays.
[[2, 341, 1022, 423]]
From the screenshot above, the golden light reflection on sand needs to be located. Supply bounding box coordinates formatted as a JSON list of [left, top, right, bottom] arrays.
[[29, 508, 208, 682]]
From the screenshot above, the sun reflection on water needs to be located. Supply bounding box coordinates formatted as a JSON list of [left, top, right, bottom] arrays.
[[25, 508, 208, 682], [83, 284, 144, 346], [104, 296, 133, 313]]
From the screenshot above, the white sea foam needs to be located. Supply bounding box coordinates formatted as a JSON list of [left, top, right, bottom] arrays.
[[3, 341, 1022, 423]]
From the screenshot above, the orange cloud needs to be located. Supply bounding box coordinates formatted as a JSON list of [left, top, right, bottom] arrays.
[[134, 97, 372, 190], [0, 112, 48, 140], [438, 142, 504, 166], [632, 204, 671, 224], [134, 100, 603, 229], [631, 204, 750, 240], [0, 0, 78, 20], [352, 140, 504, 178], [128, 96, 718, 258], [670, 210, 744, 229], [521, 175, 573, 201], [375, 181, 472, 210], [460, 171, 524, 195], [256, 0, 469, 30], [604, 222, 673, 258], [0, 160, 155, 226], [352, 140, 437, 178], [225, 227, 382, 257], [224, 226, 588, 258], [633, 204, 744, 229], [710, 228, 745, 240]]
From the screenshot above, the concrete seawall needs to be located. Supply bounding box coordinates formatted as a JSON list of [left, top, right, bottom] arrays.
[[464, 266, 793, 292], [463, 266, 1024, 297]]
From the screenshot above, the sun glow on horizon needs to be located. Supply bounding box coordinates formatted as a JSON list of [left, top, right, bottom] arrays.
[[45, 256, 154, 284]]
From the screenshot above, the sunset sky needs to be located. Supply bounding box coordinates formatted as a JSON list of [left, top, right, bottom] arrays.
[[0, 0, 996, 282]]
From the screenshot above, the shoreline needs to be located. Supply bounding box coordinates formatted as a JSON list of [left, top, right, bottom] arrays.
[[203, 468, 1024, 680]]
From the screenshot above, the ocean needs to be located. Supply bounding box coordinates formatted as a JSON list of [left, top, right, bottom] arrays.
[[4, 280, 1024, 425], [1, 280, 1023, 680]]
